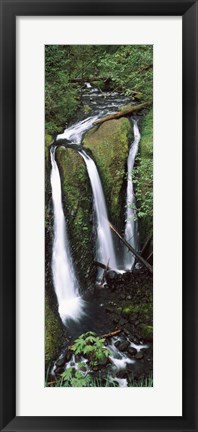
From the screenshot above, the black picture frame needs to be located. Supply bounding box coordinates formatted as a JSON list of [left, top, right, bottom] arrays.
[[0, 0, 197, 431]]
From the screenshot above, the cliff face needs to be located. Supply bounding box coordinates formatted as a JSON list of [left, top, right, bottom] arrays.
[[83, 117, 132, 230], [44, 111, 153, 367], [56, 147, 95, 288]]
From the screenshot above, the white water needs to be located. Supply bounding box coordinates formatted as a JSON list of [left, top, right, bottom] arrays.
[[57, 116, 99, 144], [108, 337, 135, 370], [50, 147, 84, 323], [124, 120, 141, 270], [79, 149, 118, 276]]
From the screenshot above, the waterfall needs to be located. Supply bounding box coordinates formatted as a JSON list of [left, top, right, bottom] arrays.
[[50, 147, 84, 323], [85, 82, 92, 88], [124, 120, 141, 270], [79, 149, 118, 278], [57, 116, 99, 144]]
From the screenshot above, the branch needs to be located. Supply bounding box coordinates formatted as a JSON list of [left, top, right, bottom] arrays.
[[93, 100, 152, 126], [109, 222, 153, 274], [70, 76, 109, 83], [101, 330, 121, 338]]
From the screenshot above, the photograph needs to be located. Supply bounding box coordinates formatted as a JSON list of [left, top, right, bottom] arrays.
[[1, 0, 197, 427], [45, 44, 153, 388]]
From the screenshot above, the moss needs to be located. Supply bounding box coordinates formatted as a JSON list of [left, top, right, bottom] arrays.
[[45, 133, 53, 167], [45, 294, 63, 367], [134, 92, 143, 100], [138, 109, 153, 245], [140, 109, 153, 159], [83, 117, 132, 228], [83, 104, 91, 114], [140, 324, 153, 341], [56, 147, 95, 287], [121, 303, 152, 319]]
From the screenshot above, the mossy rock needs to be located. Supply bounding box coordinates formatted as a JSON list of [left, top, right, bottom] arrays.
[[83, 117, 132, 228], [56, 146, 95, 287], [121, 303, 152, 319], [45, 294, 63, 368]]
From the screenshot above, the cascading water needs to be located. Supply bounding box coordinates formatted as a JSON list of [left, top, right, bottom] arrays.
[[79, 149, 118, 278], [124, 120, 141, 270], [51, 83, 135, 309], [57, 82, 131, 144], [57, 116, 99, 144], [50, 147, 84, 323]]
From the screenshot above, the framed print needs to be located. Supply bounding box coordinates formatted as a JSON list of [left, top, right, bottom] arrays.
[[0, 1, 197, 431]]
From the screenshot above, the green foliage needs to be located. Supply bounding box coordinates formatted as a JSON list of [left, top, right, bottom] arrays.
[[45, 46, 79, 135], [128, 375, 153, 387], [130, 110, 153, 244], [121, 303, 152, 319], [140, 324, 153, 341], [132, 156, 153, 220], [45, 295, 63, 367], [45, 45, 153, 136], [97, 45, 153, 100], [46, 368, 153, 387], [60, 368, 92, 387], [70, 331, 110, 365]]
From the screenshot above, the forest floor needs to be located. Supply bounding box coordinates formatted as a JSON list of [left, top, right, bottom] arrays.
[[46, 268, 153, 387]]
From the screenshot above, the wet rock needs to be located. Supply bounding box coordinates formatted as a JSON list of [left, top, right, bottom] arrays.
[[55, 366, 64, 374], [130, 336, 140, 344], [116, 370, 128, 379], [119, 341, 130, 352], [128, 347, 137, 356], [119, 318, 128, 326], [115, 340, 121, 349], [106, 306, 114, 313], [123, 328, 131, 337], [129, 314, 138, 323], [56, 357, 66, 368], [135, 320, 140, 326], [98, 357, 110, 368], [106, 270, 117, 282], [65, 351, 72, 362], [135, 352, 144, 360], [92, 365, 100, 372], [79, 365, 87, 372], [112, 315, 119, 324]]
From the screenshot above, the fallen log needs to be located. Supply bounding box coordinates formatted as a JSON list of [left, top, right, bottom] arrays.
[[93, 100, 152, 126], [101, 329, 121, 338], [109, 222, 153, 274], [94, 260, 111, 270], [70, 76, 109, 83], [146, 251, 153, 262]]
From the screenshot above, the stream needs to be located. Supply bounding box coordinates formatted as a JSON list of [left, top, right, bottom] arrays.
[[48, 84, 152, 387]]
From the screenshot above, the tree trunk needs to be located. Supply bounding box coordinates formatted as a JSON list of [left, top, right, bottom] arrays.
[[93, 100, 152, 126], [109, 222, 153, 274], [94, 261, 111, 270]]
